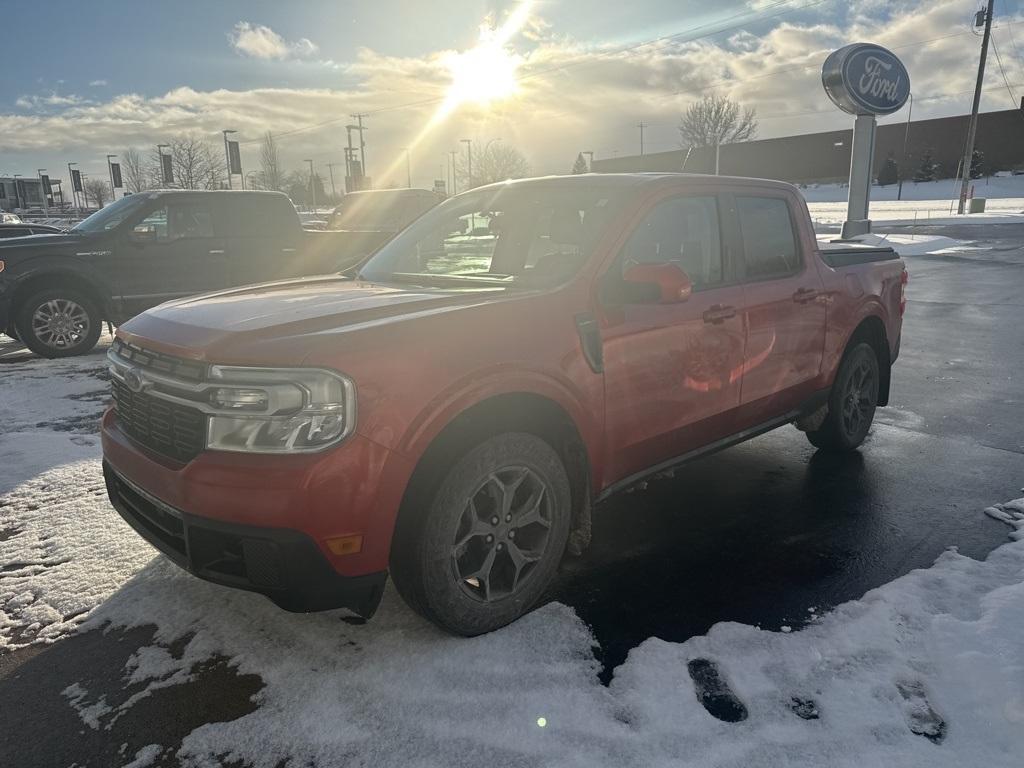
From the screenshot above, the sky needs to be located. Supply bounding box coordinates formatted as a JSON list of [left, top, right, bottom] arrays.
[[1, 0, 1023, 189]]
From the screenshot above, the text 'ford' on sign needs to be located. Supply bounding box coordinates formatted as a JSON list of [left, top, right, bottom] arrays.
[[822, 43, 910, 116]]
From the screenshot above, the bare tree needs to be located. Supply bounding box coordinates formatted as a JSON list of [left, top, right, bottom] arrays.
[[678, 94, 758, 149], [148, 134, 226, 190], [83, 177, 110, 208], [121, 147, 150, 193], [258, 132, 285, 191], [456, 143, 530, 189]]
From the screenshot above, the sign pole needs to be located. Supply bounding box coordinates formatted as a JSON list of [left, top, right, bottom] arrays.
[[843, 114, 876, 239]]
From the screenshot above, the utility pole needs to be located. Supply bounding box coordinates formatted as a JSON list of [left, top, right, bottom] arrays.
[[958, 0, 994, 214], [326, 162, 340, 198], [351, 114, 367, 178], [449, 150, 458, 194], [636, 121, 647, 155], [305, 159, 317, 212], [461, 139, 473, 189]]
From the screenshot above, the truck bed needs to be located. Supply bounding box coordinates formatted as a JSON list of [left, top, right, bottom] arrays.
[[818, 240, 899, 268]]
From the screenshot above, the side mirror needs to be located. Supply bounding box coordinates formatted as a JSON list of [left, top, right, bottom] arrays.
[[622, 262, 693, 304]]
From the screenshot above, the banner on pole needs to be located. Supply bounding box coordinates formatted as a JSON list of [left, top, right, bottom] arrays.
[[110, 163, 123, 189], [227, 141, 242, 175], [40, 174, 53, 200], [161, 153, 174, 185], [71, 169, 83, 192]]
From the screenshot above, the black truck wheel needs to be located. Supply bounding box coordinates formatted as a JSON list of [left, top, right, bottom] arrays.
[[15, 288, 102, 358], [391, 432, 571, 636], [806, 342, 880, 452]]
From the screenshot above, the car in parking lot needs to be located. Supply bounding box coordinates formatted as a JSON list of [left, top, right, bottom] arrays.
[[0, 190, 400, 357], [0, 222, 65, 238], [101, 173, 907, 635]]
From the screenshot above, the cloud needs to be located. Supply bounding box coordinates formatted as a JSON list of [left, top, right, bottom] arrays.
[[229, 22, 319, 60], [2, 0, 1021, 183], [88, 79, 108, 87]]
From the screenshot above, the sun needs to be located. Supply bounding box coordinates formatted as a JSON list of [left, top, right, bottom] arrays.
[[445, 34, 521, 107], [440, 1, 532, 112]]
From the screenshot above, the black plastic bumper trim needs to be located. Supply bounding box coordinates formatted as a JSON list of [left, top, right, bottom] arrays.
[[103, 461, 386, 617]]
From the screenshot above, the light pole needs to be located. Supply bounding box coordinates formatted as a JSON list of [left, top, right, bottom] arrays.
[[106, 154, 117, 203], [897, 93, 914, 201], [67, 162, 78, 210], [401, 147, 412, 188], [12, 174, 21, 210], [327, 163, 341, 198], [157, 144, 171, 187], [582, 151, 594, 171], [460, 139, 473, 189], [449, 150, 458, 194], [222, 130, 237, 189], [304, 159, 317, 212], [37, 169, 49, 214]]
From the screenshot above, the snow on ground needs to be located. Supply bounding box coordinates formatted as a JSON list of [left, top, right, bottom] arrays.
[[2, 339, 1024, 766], [802, 175, 1024, 226], [817, 233, 968, 257]]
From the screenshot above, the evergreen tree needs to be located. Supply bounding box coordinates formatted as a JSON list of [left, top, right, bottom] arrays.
[[970, 149, 985, 180], [571, 153, 588, 174], [878, 153, 899, 186], [914, 148, 938, 182]]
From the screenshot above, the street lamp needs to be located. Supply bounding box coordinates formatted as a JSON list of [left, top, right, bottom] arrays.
[[460, 138, 473, 189], [106, 154, 117, 203], [222, 130, 238, 189], [37, 168, 49, 213], [12, 174, 21, 210], [67, 162, 79, 210]]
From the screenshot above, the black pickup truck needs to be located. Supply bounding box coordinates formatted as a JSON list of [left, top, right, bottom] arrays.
[[0, 190, 392, 357]]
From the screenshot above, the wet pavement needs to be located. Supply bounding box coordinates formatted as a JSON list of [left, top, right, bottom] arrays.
[[2, 223, 1023, 764]]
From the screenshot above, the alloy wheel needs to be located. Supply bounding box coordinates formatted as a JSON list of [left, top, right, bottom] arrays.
[[31, 298, 91, 350]]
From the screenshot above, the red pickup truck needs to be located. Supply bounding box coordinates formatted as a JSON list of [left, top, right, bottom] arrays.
[[101, 174, 906, 635]]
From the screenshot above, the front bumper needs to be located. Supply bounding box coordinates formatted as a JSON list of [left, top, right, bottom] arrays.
[[104, 460, 387, 615]]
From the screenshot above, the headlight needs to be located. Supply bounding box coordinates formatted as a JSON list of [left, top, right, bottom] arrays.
[[205, 366, 356, 453]]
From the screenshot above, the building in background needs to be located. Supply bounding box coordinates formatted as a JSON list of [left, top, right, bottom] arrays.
[[592, 108, 1024, 184], [0, 176, 47, 212]]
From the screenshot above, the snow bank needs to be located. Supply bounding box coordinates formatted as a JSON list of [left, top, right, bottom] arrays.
[[801, 174, 1024, 203], [818, 232, 967, 256]]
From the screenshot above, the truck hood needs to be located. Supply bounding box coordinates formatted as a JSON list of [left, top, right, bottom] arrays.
[[119, 275, 502, 364], [0, 232, 84, 256]]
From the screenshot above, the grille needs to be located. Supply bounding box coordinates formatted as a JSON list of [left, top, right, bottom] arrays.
[[111, 377, 206, 463], [111, 338, 207, 381]]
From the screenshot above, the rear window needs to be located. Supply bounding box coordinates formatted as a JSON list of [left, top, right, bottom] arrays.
[[736, 196, 800, 279]]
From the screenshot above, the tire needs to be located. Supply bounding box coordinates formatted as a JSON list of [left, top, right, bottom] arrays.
[[391, 432, 572, 636], [806, 342, 880, 452], [4, 325, 18, 342], [15, 288, 102, 359]]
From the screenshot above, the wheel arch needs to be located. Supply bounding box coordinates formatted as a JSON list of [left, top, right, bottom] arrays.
[[391, 390, 595, 563], [10, 269, 111, 322], [844, 314, 891, 406]]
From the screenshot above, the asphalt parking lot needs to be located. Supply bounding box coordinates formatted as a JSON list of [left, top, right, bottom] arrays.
[[1, 223, 1022, 766]]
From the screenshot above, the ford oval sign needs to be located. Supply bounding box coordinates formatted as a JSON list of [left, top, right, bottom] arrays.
[[822, 43, 910, 116]]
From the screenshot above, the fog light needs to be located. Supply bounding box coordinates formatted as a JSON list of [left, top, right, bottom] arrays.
[[326, 534, 363, 556]]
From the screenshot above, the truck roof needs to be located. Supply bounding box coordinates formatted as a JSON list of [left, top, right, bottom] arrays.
[[471, 172, 798, 194]]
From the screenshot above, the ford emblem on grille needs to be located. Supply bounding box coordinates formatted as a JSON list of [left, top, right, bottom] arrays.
[[123, 367, 149, 393]]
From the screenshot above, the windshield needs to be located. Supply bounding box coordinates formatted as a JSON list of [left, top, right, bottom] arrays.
[[358, 185, 625, 288], [70, 194, 149, 233]]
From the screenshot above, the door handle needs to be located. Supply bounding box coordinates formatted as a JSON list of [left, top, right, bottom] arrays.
[[702, 304, 736, 324], [281, 248, 297, 253], [208, 249, 225, 255], [792, 287, 819, 304]]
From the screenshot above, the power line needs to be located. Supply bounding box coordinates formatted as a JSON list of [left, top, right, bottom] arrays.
[[990, 35, 1023, 108]]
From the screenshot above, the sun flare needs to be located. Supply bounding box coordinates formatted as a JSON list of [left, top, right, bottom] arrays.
[[440, 0, 532, 112]]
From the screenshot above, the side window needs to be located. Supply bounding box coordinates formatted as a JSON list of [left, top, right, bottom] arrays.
[[736, 196, 799, 279], [133, 203, 213, 242], [621, 196, 722, 289]]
